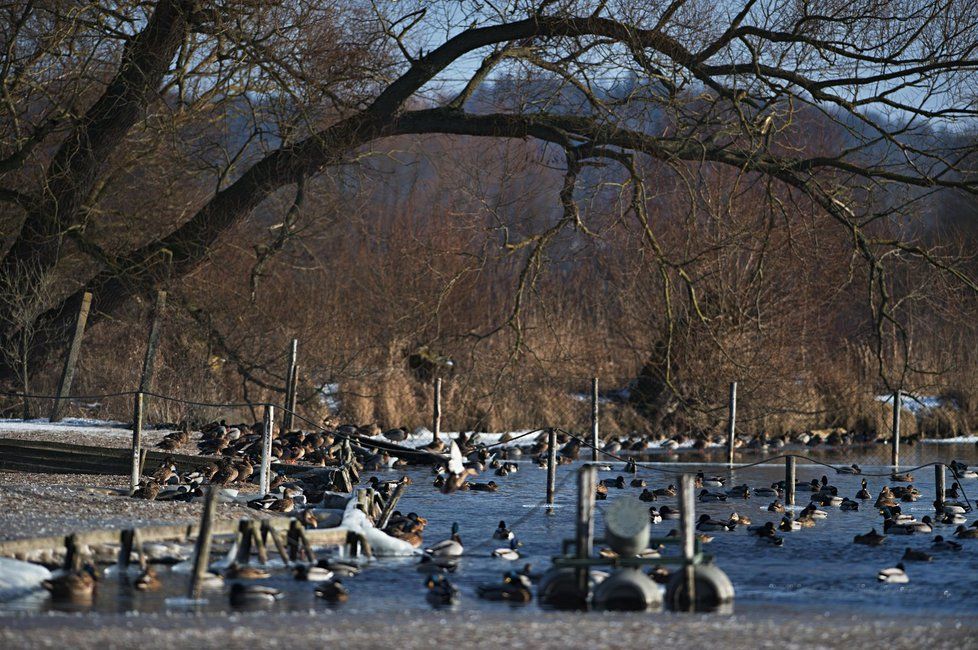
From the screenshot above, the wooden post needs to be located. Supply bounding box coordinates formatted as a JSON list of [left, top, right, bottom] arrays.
[[263, 521, 291, 565], [188, 487, 219, 600], [433, 377, 442, 442], [935, 463, 946, 511], [287, 521, 300, 562], [286, 364, 298, 426], [129, 392, 143, 495], [133, 528, 146, 570], [590, 377, 599, 462], [891, 390, 901, 469], [138, 290, 167, 393], [679, 473, 696, 610], [727, 381, 737, 466], [576, 465, 597, 593], [546, 428, 557, 506], [377, 479, 408, 529], [235, 519, 254, 565], [118, 529, 135, 569], [259, 405, 274, 495], [50, 291, 92, 422], [64, 533, 82, 571], [786, 456, 796, 507], [250, 523, 268, 565], [282, 339, 297, 431]]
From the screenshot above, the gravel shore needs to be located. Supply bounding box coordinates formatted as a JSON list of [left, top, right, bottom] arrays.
[[0, 609, 972, 649]]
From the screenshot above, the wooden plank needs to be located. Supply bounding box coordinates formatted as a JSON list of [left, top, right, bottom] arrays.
[[50, 292, 93, 422]]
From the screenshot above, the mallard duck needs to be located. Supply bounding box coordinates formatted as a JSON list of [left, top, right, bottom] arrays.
[[905, 516, 933, 534], [492, 538, 521, 560], [883, 519, 915, 535], [292, 564, 334, 581], [837, 463, 861, 475], [940, 512, 966, 525], [425, 574, 459, 606], [601, 476, 626, 489], [768, 500, 786, 513], [493, 520, 514, 540], [476, 572, 532, 602], [698, 489, 726, 502], [42, 567, 97, 602], [954, 525, 978, 539], [748, 522, 777, 538], [945, 482, 961, 499], [801, 504, 828, 519], [469, 480, 499, 492], [313, 578, 349, 603], [425, 523, 463, 557], [854, 528, 887, 546], [728, 512, 751, 526], [415, 555, 459, 574], [890, 472, 913, 483], [902, 547, 933, 562], [630, 478, 647, 488], [442, 441, 477, 493], [229, 582, 281, 607], [595, 484, 608, 500], [779, 517, 801, 532], [754, 486, 779, 498], [648, 507, 662, 524], [877, 563, 908, 584], [932, 535, 963, 551], [653, 484, 677, 497], [813, 494, 843, 507], [696, 472, 724, 488], [697, 514, 735, 532], [856, 480, 872, 500], [659, 505, 680, 519], [133, 566, 160, 591], [639, 488, 657, 502], [840, 498, 860, 511], [225, 563, 270, 579]]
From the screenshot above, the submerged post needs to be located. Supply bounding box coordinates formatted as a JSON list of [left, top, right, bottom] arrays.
[[130, 392, 144, 495], [935, 463, 946, 511], [546, 428, 558, 506], [282, 338, 298, 431], [576, 465, 597, 593], [891, 389, 901, 469], [786, 456, 796, 507], [679, 473, 696, 610], [259, 405, 274, 495], [727, 381, 737, 466], [188, 487, 219, 600], [50, 291, 93, 422], [590, 377, 599, 462], [433, 377, 443, 442]]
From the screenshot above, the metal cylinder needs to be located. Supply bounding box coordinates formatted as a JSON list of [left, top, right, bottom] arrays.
[[727, 381, 737, 466], [604, 497, 650, 556], [593, 568, 662, 611], [665, 564, 735, 612], [786, 456, 796, 507], [590, 378, 599, 462], [547, 428, 557, 505]]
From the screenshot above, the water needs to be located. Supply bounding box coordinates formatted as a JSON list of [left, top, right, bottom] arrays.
[[2, 442, 977, 618]]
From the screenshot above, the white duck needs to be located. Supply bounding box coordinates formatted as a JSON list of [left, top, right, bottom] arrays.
[[877, 563, 909, 584]]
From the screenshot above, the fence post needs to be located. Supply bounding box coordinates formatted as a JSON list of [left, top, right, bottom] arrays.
[[891, 389, 901, 469], [727, 381, 737, 466], [433, 377, 442, 442], [282, 338, 297, 432], [259, 405, 274, 495], [935, 463, 945, 511], [130, 392, 144, 495], [546, 428, 557, 506], [576, 464, 597, 593], [138, 290, 167, 393], [679, 473, 696, 610], [50, 291, 93, 422], [188, 487, 219, 600], [590, 377, 599, 462], [785, 456, 796, 507]]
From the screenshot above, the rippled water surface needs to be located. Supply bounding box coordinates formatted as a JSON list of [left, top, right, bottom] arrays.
[[2, 442, 977, 618]]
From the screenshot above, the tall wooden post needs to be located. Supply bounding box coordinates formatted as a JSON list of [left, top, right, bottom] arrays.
[[433, 377, 443, 442], [590, 377, 599, 462], [50, 292, 92, 422], [891, 390, 901, 469], [576, 465, 597, 593], [786, 456, 796, 507], [282, 339, 297, 431], [727, 381, 737, 466], [259, 405, 274, 495], [546, 428, 558, 505], [935, 463, 945, 511], [138, 290, 167, 393], [188, 487, 219, 600], [130, 392, 144, 495], [679, 473, 696, 610]]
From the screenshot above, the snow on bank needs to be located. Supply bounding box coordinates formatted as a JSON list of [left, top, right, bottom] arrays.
[[876, 393, 947, 415], [0, 417, 133, 435], [0, 558, 50, 601]]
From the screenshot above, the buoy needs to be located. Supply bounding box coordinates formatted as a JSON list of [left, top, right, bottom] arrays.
[[664, 564, 735, 612], [592, 568, 662, 611], [603, 497, 650, 556], [537, 567, 608, 610]]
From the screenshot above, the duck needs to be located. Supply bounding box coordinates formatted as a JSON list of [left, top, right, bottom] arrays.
[[801, 504, 828, 519], [415, 555, 459, 574], [728, 512, 751, 526], [840, 498, 860, 511], [492, 538, 521, 560], [133, 566, 161, 591], [837, 463, 861, 475], [767, 500, 786, 513], [653, 484, 677, 497], [42, 567, 97, 602], [856, 480, 872, 500], [229, 582, 281, 607], [754, 486, 779, 498], [630, 478, 647, 488], [595, 483, 608, 500], [954, 525, 978, 539], [698, 489, 727, 502], [225, 563, 270, 579], [877, 563, 909, 584], [725, 484, 751, 499], [639, 488, 657, 502], [883, 519, 915, 535], [696, 514, 735, 532], [748, 522, 778, 538], [476, 572, 532, 602], [875, 488, 899, 509], [425, 574, 459, 606], [854, 528, 887, 546], [624, 459, 638, 474], [425, 523, 463, 557], [931, 535, 963, 552], [314, 579, 349, 603], [648, 507, 662, 524], [493, 520, 514, 541], [601, 476, 626, 489], [779, 517, 801, 532], [468, 481, 499, 492], [890, 472, 913, 483], [905, 516, 933, 534], [902, 547, 933, 562], [944, 482, 961, 499], [292, 564, 335, 581], [659, 505, 681, 519], [697, 472, 725, 488], [940, 512, 966, 525]]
